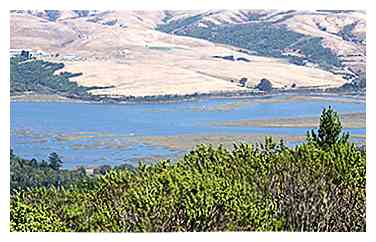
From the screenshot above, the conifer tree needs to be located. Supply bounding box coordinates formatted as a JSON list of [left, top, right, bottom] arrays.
[[48, 152, 63, 171], [307, 106, 349, 147]]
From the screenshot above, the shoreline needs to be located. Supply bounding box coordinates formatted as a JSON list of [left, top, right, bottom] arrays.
[[13, 131, 366, 171], [11, 89, 365, 105]]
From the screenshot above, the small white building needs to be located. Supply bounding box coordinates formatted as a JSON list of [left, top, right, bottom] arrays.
[[9, 48, 32, 57], [9, 48, 49, 58]]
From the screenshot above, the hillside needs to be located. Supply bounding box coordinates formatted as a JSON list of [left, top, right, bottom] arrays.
[[158, 10, 365, 84], [10, 10, 365, 97]]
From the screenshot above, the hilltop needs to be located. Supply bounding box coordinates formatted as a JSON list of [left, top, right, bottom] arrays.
[[10, 10, 366, 98]]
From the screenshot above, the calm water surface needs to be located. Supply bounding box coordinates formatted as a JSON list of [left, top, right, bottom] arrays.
[[11, 95, 365, 168]]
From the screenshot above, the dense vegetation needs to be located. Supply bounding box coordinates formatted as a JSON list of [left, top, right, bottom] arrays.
[[10, 56, 115, 99], [338, 73, 366, 91], [289, 37, 341, 68], [10, 150, 97, 194], [338, 23, 365, 44], [10, 56, 90, 97], [10, 107, 366, 232], [158, 22, 342, 71]]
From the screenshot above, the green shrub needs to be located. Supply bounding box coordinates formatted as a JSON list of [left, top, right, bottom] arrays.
[[10, 190, 67, 232], [307, 106, 350, 148]]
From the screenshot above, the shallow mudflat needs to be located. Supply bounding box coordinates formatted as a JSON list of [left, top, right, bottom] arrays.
[[11, 94, 77, 102], [215, 112, 365, 129]]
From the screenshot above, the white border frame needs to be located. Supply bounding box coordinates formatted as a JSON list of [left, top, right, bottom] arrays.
[[1, 0, 373, 241]]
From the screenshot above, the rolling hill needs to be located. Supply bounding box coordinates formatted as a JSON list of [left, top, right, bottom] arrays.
[[10, 10, 366, 97]]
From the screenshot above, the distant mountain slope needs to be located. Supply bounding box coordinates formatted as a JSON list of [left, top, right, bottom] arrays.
[[157, 10, 366, 87], [10, 10, 363, 97]]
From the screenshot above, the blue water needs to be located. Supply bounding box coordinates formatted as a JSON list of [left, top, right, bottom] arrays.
[[10, 96, 366, 168]]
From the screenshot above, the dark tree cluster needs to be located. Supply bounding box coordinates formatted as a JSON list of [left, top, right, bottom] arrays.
[[158, 20, 342, 71], [10, 150, 96, 194], [10, 57, 88, 97], [256, 78, 273, 91]]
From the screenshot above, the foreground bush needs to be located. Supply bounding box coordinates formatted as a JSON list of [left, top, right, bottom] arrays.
[[10, 140, 365, 232], [10, 108, 366, 232]]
